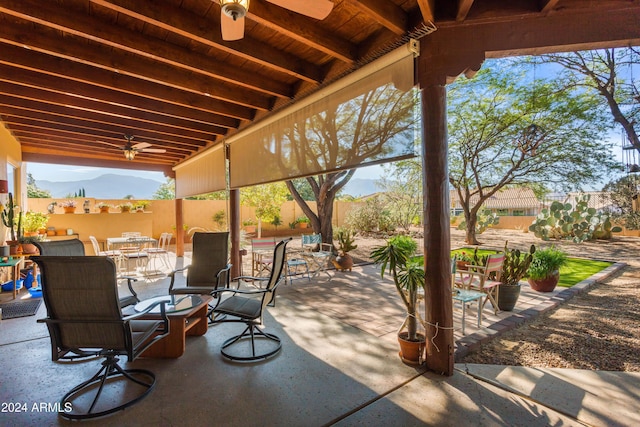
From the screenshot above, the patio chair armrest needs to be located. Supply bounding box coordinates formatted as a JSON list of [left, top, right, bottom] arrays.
[[216, 263, 233, 288], [122, 276, 139, 301], [123, 300, 169, 333], [168, 265, 190, 293]]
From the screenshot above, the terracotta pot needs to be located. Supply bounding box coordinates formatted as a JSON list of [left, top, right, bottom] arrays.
[[456, 260, 470, 271], [99, 206, 110, 213], [63, 207, 76, 214], [56, 230, 66, 236], [244, 225, 256, 233], [7, 240, 21, 255], [20, 243, 39, 255], [528, 271, 560, 292], [397, 332, 426, 365]]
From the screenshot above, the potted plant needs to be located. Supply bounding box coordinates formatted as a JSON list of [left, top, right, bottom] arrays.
[[296, 215, 310, 229], [134, 200, 151, 212], [18, 235, 42, 255], [371, 235, 426, 365], [332, 228, 357, 272], [23, 211, 49, 236], [96, 202, 112, 213], [242, 218, 256, 233], [1, 193, 22, 253], [455, 250, 474, 271], [527, 246, 568, 292], [118, 202, 133, 213], [61, 200, 77, 213], [498, 242, 535, 311]]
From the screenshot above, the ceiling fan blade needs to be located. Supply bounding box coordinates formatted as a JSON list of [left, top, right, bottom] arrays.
[[132, 142, 152, 150], [141, 148, 167, 153], [221, 12, 244, 41], [96, 140, 124, 149], [267, 0, 333, 20]]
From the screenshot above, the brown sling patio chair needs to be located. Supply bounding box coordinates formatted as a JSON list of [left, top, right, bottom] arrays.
[[168, 231, 232, 322], [33, 256, 169, 420], [35, 238, 140, 309], [210, 238, 291, 362]]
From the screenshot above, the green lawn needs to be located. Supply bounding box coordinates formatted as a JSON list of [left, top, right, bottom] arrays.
[[446, 248, 612, 287]]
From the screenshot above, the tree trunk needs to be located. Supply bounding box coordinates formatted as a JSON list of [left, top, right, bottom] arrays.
[[286, 170, 354, 248], [464, 210, 480, 245]]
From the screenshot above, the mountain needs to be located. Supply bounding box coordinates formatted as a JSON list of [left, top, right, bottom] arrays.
[[36, 174, 163, 199], [341, 178, 380, 197]]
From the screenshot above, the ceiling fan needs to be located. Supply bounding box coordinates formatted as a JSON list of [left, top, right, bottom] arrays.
[[98, 135, 167, 161], [219, 0, 334, 41]]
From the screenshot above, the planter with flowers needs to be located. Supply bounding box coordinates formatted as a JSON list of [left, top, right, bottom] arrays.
[[96, 202, 112, 213], [118, 202, 134, 213], [61, 200, 77, 214]]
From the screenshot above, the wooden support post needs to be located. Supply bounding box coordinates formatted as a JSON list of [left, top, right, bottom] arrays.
[[229, 189, 241, 278], [420, 83, 454, 376], [175, 198, 184, 257]]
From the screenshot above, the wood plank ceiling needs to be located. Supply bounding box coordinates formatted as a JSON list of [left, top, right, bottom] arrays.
[[1, 0, 639, 176]]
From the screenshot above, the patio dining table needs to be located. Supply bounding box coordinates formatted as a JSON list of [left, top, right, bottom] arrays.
[[106, 236, 157, 250]]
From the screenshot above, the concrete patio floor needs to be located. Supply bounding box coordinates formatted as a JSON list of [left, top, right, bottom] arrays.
[[0, 244, 638, 426]]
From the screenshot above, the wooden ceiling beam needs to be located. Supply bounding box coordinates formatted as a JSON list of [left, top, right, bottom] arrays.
[[0, 0, 292, 99], [21, 150, 177, 174], [17, 136, 183, 162], [456, 0, 475, 21], [346, 0, 408, 35], [0, 63, 239, 129], [3, 118, 207, 151], [90, 0, 324, 83], [539, 0, 562, 14], [248, 1, 357, 63], [0, 20, 273, 111], [11, 129, 188, 157], [416, 0, 436, 23], [0, 102, 214, 147], [0, 83, 225, 138], [0, 43, 255, 121]]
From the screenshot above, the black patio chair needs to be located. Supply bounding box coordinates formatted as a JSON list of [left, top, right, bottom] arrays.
[[210, 238, 290, 362], [168, 231, 232, 323], [33, 256, 169, 420]]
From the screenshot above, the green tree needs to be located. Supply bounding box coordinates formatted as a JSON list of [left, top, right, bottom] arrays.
[[152, 178, 175, 199], [284, 85, 417, 246], [449, 58, 619, 245], [602, 175, 640, 230], [541, 48, 639, 155], [378, 158, 423, 231], [26, 173, 52, 198], [241, 182, 289, 237]]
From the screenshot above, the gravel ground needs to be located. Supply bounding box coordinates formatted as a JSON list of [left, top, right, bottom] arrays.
[[349, 227, 640, 372]]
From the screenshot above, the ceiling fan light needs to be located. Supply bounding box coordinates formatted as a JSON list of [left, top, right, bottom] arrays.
[[221, 0, 249, 21], [124, 149, 136, 161]]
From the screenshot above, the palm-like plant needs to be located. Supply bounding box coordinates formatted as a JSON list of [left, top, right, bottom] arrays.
[[370, 236, 424, 342]]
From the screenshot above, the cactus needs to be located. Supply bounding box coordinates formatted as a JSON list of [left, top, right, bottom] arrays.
[[529, 194, 622, 243], [501, 242, 535, 285], [1, 193, 22, 241], [457, 210, 500, 235]]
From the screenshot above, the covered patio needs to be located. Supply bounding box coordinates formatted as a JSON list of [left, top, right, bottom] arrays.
[[0, 233, 636, 425], [2, 0, 640, 374]]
